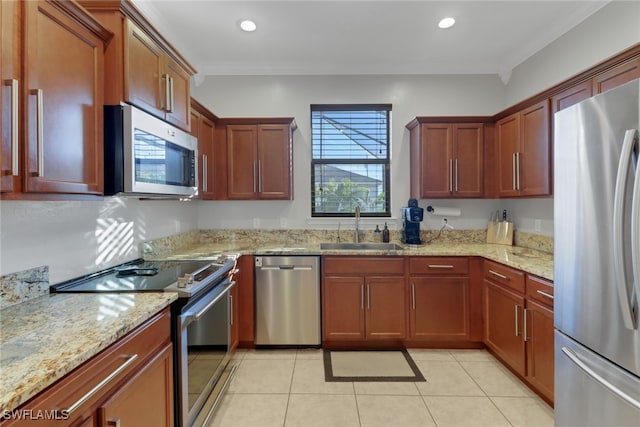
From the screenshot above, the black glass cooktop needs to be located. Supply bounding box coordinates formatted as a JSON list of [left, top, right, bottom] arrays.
[[50, 259, 214, 293]]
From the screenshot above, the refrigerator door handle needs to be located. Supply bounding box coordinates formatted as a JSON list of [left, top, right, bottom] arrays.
[[613, 129, 639, 329], [561, 346, 640, 411], [631, 129, 640, 325]]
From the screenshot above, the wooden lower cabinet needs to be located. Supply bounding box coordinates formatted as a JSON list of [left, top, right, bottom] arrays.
[[2, 308, 173, 427], [410, 276, 469, 340], [483, 261, 555, 405], [236, 255, 255, 347], [97, 344, 173, 427], [322, 257, 406, 344], [484, 279, 526, 376], [525, 299, 554, 402]]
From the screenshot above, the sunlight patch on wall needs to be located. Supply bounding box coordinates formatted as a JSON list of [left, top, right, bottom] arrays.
[[95, 218, 134, 265]]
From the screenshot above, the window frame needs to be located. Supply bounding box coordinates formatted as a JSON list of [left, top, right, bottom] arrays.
[[310, 103, 392, 218]]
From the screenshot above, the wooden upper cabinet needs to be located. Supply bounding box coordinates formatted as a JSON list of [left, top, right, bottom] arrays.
[[551, 80, 593, 113], [408, 119, 484, 199], [1, 0, 20, 194], [593, 57, 640, 95], [81, 1, 196, 132], [225, 119, 295, 200], [495, 100, 551, 197], [14, 1, 110, 198]]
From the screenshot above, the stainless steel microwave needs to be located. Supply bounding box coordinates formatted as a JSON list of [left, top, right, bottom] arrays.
[[104, 104, 198, 197]]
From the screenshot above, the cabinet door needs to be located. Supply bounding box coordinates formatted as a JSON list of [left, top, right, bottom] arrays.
[[593, 57, 640, 94], [453, 124, 483, 197], [525, 299, 554, 402], [24, 1, 103, 195], [484, 279, 526, 376], [257, 124, 292, 200], [227, 125, 257, 199], [410, 276, 468, 341], [495, 113, 520, 197], [199, 115, 216, 200], [1, 0, 20, 194], [419, 124, 452, 198], [551, 80, 592, 113], [237, 255, 255, 346], [164, 55, 190, 131], [365, 276, 406, 340], [125, 21, 164, 118], [323, 276, 366, 341], [98, 344, 174, 427], [519, 100, 551, 196], [230, 280, 239, 351]]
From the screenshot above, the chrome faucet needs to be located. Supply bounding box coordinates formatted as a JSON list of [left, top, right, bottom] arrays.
[[354, 205, 360, 243]]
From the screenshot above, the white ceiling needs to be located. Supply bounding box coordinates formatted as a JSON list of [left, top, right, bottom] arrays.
[[132, 0, 610, 83]]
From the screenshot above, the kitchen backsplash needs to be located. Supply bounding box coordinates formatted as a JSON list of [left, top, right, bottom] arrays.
[[0, 266, 49, 309]]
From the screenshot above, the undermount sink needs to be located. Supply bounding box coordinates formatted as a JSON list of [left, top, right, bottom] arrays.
[[320, 242, 405, 251]]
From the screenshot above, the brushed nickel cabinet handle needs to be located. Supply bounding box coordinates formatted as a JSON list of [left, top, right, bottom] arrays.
[[367, 283, 371, 309], [449, 159, 453, 193], [512, 152, 517, 191], [66, 354, 138, 414], [428, 264, 454, 269], [523, 308, 529, 342], [489, 270, 509, 280], [455, 158, 459, 192], [253, 160, 257, 193], [514, 305, 520, 337], [30, 89, 44, 177], [257, 160, 262, 193], [361, 284, 364, 310], [516, 152, 521, 191], [202, 154, 208, 192], [168, 76, 175, 113], [5, 79, 19, 175], [411, 282, 416, 310], [163, 73, 171, 112], [536, 289, 554, 300]]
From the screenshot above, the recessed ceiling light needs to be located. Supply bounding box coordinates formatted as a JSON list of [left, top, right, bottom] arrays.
[[240, 19, 257, 32], [438, 17, 456, 29]]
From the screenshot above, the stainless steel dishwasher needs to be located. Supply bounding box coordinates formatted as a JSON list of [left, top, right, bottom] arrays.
[[254, 256, 321, 346]]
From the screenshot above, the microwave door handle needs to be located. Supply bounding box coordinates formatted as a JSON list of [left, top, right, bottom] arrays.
[[631, 130, 640, 328], [613, 129, 638, 330]]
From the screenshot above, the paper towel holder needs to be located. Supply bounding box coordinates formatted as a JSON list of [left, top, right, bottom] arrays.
[[426, 205, 462, 217]]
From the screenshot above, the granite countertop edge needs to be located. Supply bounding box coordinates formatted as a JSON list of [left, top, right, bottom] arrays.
[[0, 292, 177, 413]]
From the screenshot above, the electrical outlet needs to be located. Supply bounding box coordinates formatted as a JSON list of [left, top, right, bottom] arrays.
[[280, 217, 288, 228], [534, 219, 542, 232], [253, 218, 261, 229]]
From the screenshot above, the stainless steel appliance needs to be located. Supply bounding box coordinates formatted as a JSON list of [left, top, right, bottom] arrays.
[[254, 256, 321, 346], [104, 103, 198, 197], [554, 78, 640, 426], [51, 255, 238, 427]]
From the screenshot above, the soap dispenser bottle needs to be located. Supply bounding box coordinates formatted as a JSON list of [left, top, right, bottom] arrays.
[[382, 222, 390, 243]]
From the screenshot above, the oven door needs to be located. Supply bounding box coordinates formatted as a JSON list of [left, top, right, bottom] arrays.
[[177, 279, 235, 427]]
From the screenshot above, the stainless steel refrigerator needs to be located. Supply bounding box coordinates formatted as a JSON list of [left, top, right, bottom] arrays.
[[554, 78, 640, 426]]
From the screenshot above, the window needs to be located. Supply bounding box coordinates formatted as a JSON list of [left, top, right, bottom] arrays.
[[311, 104, 391, 217]]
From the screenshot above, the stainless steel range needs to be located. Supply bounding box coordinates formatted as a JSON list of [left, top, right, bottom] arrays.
[[51, 255, 239, 427]]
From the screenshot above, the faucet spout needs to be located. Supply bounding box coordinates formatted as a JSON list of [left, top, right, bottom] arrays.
[[354, 206, 361, 243]]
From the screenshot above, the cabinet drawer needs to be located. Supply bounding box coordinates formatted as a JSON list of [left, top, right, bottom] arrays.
[[323, 257, 405, 275], [409, 257, 468, 275], [484, 260, 525, 293], [526, 275, 554, 308]]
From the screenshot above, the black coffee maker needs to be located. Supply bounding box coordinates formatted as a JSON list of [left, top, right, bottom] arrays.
[[401, 198, 424, 244]]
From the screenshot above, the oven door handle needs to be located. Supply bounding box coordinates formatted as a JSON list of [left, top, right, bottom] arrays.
[[181, 281, 236, 326]]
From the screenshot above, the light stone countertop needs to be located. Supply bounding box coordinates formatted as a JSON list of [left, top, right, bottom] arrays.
[[0, 292, 177, 413], [155, 241, 554, 281]]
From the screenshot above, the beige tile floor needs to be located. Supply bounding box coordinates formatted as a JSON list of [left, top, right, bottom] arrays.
[[206, 348, 554, 427]]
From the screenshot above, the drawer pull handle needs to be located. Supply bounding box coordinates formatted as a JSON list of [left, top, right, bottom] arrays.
[[536, 290, 554, 300], [428, 264, 454, 269], [514, 305, 520, 337], [65, 354, 138, 414], [489, 270, 509, 280]]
